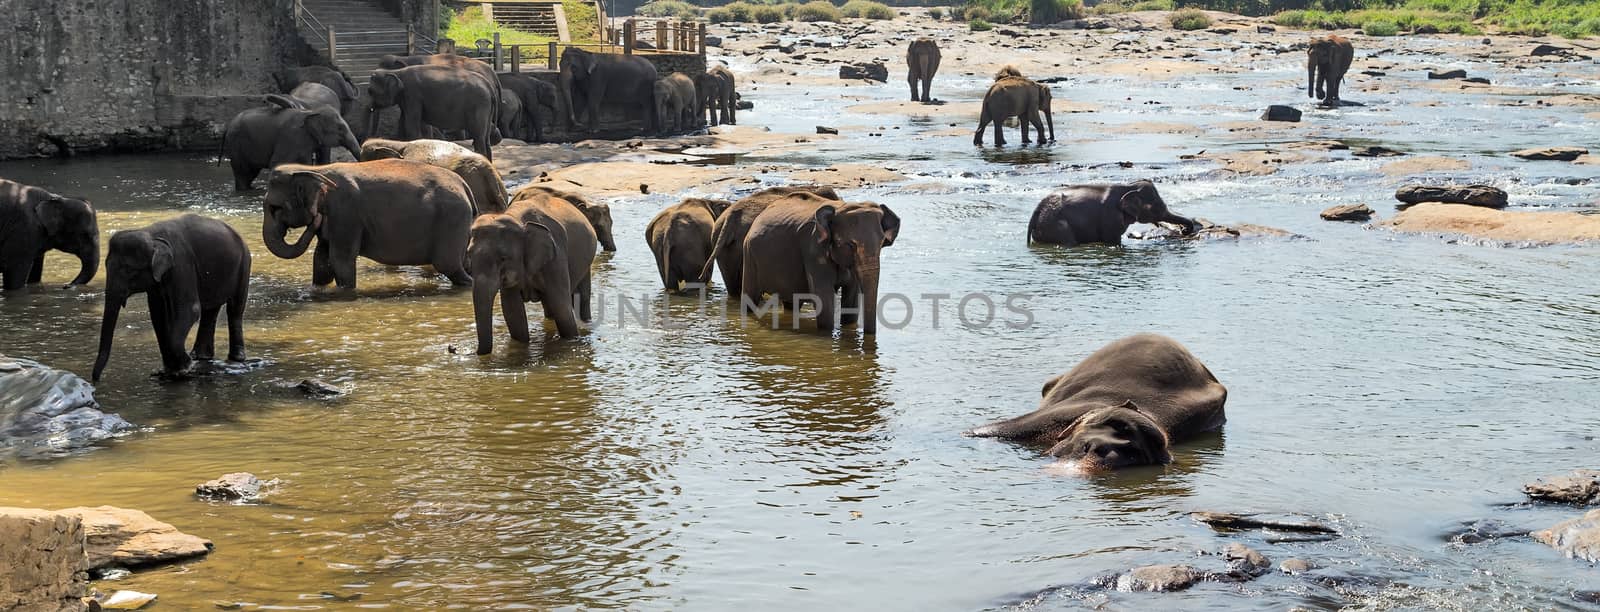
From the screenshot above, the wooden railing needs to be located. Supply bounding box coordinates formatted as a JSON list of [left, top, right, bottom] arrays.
[[484, 19, 705, 73], [292, 0, 429, 64]]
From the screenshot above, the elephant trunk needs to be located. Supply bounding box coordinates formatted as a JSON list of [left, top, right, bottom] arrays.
[[262, 207, 320, 260], [67, 240, 99, 287], [473, 277, 498, 355], [92, 291, 125, 381], [599, 228, 617, 253], [858, 264, 881, 335], [341, 124, 362, 157], [1307, 62, 1317, 99]]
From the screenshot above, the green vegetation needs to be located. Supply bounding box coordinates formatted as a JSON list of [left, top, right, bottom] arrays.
[[791, 0, 846, 20], [1273, 7, 1481, 34], [1087, 0, 1173, 14], [1168, 7, 1213, 27], [1270, 0, 1596, 39], [1363, 18, 1401, 32], [841, 0, 898, 19], [1031, 0, 1086, 22], [637, 0, 700, 17], [444, 6, 557, 47], [753, 4, 787, 21], [971, 16, 996, 28], [929, 6, 945, 18], [563, 0, 600, 41], [956, 0, 1083, 24]]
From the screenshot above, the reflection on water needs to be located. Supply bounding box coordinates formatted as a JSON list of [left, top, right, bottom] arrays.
[[3, 34, 1600, 611]]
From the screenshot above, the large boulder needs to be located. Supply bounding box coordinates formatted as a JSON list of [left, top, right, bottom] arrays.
[[1525, 470, 1600, 505], [1394, 184, 1507, 209], [1321, 204, 1375, 221], [1510, 146, 1588, 161], [1380, 203, 1600, 245], [0, 356, 134, 461], [1261, 105, 1301, 122], [839, 62, 888, 82], [1427, 69, 1468, 79], [1533, 508, 1600, 563], [1116, 565, 1200, 592], [0, 507, 90, 611], [60, 506, 211, 570]]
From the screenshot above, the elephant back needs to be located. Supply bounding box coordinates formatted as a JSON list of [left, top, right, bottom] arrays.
[[513, 193, 596, 286]]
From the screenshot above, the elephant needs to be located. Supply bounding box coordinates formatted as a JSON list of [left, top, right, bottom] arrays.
[[289, 82, 341, 112], [965, 333, 1228, 471], [469, 189, 597, 354], [498, 88, 526, 142], [974, 67, 1047, 147], [366, 63, 499, 160], [274, 65, 358, 114], [559, 47, 659, 134], [1026, 180, 1199, 246], [0, 179, 99, 291], [261, 160, 475, 289], [499, 73, 560, 142], [220, 94, 362, 191], [1308, 35, 1354, 107], [92, 214, 251, 382], [647, 198, 731, 292], [512, 185, 616, 252], [359, 137, 509, 214], [699, 185, 841, 296], [1033, 82, 1057, 143], [655, 72, 698, 133], [740, 193, 900, 335], [694, 65, 737, 127], [906, 38, 941, 102]]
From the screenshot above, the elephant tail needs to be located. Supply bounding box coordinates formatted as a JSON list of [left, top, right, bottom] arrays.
[[215, 130, 227, 166], [698, 221, 725, 284]]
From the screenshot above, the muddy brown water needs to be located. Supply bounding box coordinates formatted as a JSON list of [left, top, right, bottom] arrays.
[[3, 30, 1600, 610]]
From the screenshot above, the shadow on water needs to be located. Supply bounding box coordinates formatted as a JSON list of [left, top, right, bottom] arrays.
[[981, 145, 1059, 166]]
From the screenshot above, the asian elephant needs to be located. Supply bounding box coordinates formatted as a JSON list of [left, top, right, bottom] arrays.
[[1033, 82, 1057, 143], [906, 38, 941, 102], [965, 333, 1227, 471], [1026, 180, 1198, 246], [647, 198, 731, 292], [469, 189, 597, 354], [499, 73, 560, 142], [1307, 35, 1354, 107], [974, 67, 1047, 147], [741, 193, 900, 335], [289, 82, 342, 112], [359, 137, 509, 214], [699, 185, 841, 296], [655, 72, 699, 133], [220, 94, 362, 191], [694, 65, 737, 127], [261, 160, 475, 289], [559, 47, 659, 134], [274, 64, 358, 114], [513, 185, 616, 252], [497, 88, 526, 142], [0, 179, 99, 291], [366, 63, 499, 160], [92, 214, 250, 382]]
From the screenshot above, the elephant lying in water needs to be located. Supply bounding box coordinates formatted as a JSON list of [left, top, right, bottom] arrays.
[[966, 333, 1228, 471], [648, 198, 731, 292], [1, 179, 99, 291], [93, 214, 251, 381], [1027, 180, 1198, 246], [359, 138, 509, 214], [469, 189, 598, 354]]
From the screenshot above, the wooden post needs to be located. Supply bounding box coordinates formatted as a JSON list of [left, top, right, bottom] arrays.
[[493, 32, 502, 71], [327, 27, 338, 63], [548, 41, 558, 70], [698, 22, 707, 55], [655, 20, 667, 52], [623, 20, 635, 55], [510, 45, 521, 73], [293, 0, 303, 24], [407, 24, 416, 55]]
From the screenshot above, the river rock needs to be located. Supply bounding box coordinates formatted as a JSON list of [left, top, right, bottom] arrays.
[[0, 355, 135, 461], [1524, 469, 1600, 505], [294, 378, 344, 398], [839, 61, 888, 82], [1116, 565, 1200, 592], [1381, 203, 1600, 244], [1533, 508, 1600, 562], [1445, 518, 1526, 544], [1510, 146, 1588, 161], [1530, 43, 1569, 57], [704, 35, 723, 48], [0, 507, 90, 611], [1427, 69, 1468, 79], [96, 590, 158, 610], [1279, 558, 1314, 574], [1261, 105, 1301, 122], [1223, 543, 1271, 576], [1130, 219, 1306, 241], [1394, 184, 1507, 209], [1321, 204, 1374, 221], [816, 126, 839, 135], [195, 473, 262, 501], [1191, 511, 1338, 534], [1352, 145, 1405, 157], [61, 507, 211, 570]]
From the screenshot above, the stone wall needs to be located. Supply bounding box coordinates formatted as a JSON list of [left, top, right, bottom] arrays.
[[0, 0, 305, 159], [0, 508, 89, 612]]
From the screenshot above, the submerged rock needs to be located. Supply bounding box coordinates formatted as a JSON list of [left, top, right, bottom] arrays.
[[1116, 564, 1200, 592], [1191, 511, 1338, 535], [1394, 184, 1507, 209], [1427, 69, 1468, 79], [1533, 508, 1600, 563], [1223, 543, 1271, 576], [1351, 145, 1405, 157], [1321, 204, 1374, 221], [61, 506, 212, 570], [1380, 204, 1600, 244], [1130, 219, 1306, 241], [0, 507, 90, 611], [0, 355, 134, 461], [1261, 105, 1301, 122], [1445, 518, 1526, 544], [1279, 558, 1315, 574], [294, 378, 345, 398], [195, 473, 262, 501], [96, 590, 158, 610], [1524, 470, 1600, 505], [1510, 146, 1588, 161]]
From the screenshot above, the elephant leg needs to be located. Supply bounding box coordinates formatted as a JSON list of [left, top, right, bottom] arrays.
[[231, 159, 257, 191], [2, 260, 31, 291], [1028, 113, 1046, 146], [435, 242, 472, 287], [578, 274, 592, 321], [225, 287, 247, 362], [974, 112, 991, 146], [312, 239, 334, 286], [171, 302, 200, 373], [27, 253, 44, 284], [994, 115, 1007, 147], [725, 94, 736, 125], [192, 305, 220, 360], [804, 263, 837, 333], [839, 283, 861, 327], [147, 297, 181, 372], [329, 239, 360, 290], [503, 288, 530, 344], [908, 75, 918, 102], [922, 78, 933, 103]]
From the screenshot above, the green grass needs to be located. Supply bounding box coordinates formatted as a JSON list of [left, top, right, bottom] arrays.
[[791, 0, 844, 20], [1169, 7, 1213, 28], [637, 0, 700, 17], [1031, 0, 1085, 22], [1088, 0, 1174, 13], [444, 6, 558, 48], [1273, 7, 1482, 34], [753, 4, 786, 21], [970, 16, 995, 29], [1363, 18, 1401, 33], [841, 0, 897, 19], [1486, 0, 1600, 37], [563, 0, 600, 41]]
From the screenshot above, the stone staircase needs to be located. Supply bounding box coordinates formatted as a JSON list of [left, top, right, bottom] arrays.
[[295, 0, 419, 85], [487, 2, 569, 41]]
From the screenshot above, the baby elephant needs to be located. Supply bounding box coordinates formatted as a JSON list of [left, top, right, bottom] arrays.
[[93, 214, 251, 381], [906, 38, 941, 102], [1027, 180, 1198, 246], [1, 179, 99, 291], [966, 333, 1227, 472], [359, 138, 509, 214], [647, 198, 731, 292]]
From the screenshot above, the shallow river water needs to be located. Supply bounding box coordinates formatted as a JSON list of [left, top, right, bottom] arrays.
[[3, 29, 1600, 610]]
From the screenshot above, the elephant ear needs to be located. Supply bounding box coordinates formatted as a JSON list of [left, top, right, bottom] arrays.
[[1118, 189, 1152, 225], [291, 170, 337, 218], [878, 204, 900, 247], [265, 94, 302, 110], [812, 205, 837, 244], [520, 222, 558, 286], [34, 198, 67, 236], [151, 238, 173, 282]]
